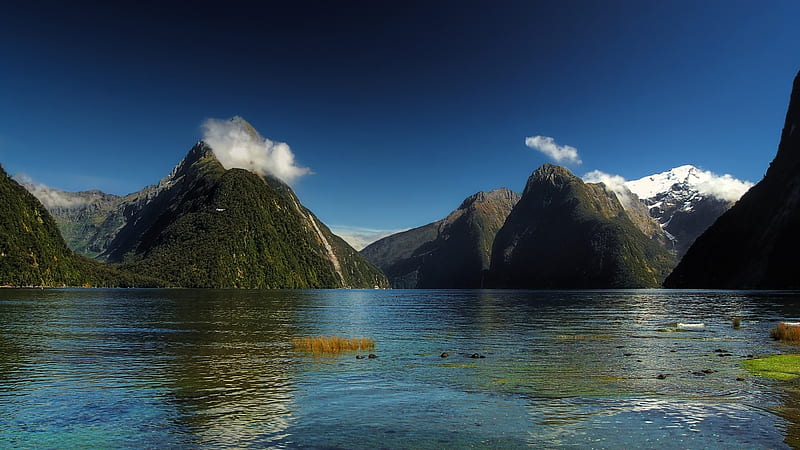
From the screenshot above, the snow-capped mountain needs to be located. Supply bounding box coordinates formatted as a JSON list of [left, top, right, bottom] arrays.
[[624, 165, 754, 257]]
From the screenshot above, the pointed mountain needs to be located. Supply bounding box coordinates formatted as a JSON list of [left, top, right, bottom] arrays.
[[89, 120, 387, 289], [665, 71, 800, 288], [489, 164, 675, 288], [0, 165, 160, 287], [361, 188, 520, 288]]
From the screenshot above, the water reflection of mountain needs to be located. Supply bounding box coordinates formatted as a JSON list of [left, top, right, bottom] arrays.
[[145, 290, 299, 446]]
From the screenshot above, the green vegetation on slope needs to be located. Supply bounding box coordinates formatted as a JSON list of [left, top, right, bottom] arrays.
[[0, 165, 163, 287], [114, 144, 387, 288]]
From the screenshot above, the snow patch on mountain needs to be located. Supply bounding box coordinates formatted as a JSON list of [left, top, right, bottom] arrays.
[[625, 165, 753, 202]]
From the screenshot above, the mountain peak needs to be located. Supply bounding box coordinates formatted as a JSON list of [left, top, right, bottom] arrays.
[[766, 70, 800, 181], [524, 164, 576, 194], [458, 188, 519, 210], [161, 141, 221, 188], [625, 164, 752, 202], [229, 116, 262, 140]]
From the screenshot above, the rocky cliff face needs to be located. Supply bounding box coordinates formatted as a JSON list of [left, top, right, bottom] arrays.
[[361, 188, 520, 288], [489, 165, 675, 288], [665, 71, 800, 289]]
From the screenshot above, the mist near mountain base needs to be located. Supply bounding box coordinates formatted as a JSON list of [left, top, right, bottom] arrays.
[[202, 118, 311, 184]]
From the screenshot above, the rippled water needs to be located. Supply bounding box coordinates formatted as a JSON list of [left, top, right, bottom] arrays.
[[1, 289, 800, 448]]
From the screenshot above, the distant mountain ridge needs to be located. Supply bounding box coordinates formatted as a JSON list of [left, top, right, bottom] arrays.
[[665, 70, 800, 288], [361, 188, 519, 288], [16, 181, 122, 257], [624, 165, 752, 257]]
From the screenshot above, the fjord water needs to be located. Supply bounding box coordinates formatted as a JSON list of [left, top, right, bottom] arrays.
[[1, 290, 800, 448]]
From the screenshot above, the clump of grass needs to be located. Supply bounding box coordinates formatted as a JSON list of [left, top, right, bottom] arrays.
[[292, 336, 375, 354], [732, 317, 742, 329], [743, 354, 800, 381], [770, 323, 800, 343]]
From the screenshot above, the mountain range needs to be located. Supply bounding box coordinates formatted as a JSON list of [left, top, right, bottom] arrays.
[[361, 188, 519, 288], [10, 118, 388, 289], [12, 69, 798, 292], [362, 163, 752, 289]]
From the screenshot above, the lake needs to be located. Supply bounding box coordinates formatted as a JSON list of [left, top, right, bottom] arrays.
[[1, 289, 799, 448]]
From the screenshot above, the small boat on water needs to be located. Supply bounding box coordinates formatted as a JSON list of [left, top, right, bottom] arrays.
[[677, 322, 706, 330]]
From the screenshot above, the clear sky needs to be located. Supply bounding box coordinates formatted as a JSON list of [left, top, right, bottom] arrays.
[[1, 1, 798, 242]]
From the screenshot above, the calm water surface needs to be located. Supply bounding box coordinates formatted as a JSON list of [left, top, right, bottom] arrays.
[[1, 289, 800, 448]]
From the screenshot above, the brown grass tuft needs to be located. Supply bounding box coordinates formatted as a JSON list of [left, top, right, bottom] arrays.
[[770, 323, 800, 343], [292, 336, 375, 354]]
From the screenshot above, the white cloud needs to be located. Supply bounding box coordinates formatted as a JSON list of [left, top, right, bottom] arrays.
[[694, 173, 754, 202], [201, 117, 311, 184], [582, 170, 636, 210], [330, 226, 407, 251], [525, 135, 582, 165], [14, 174, 89, 209]]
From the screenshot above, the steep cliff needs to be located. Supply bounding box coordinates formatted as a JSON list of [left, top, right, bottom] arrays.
[[665, 71, 800, 288]]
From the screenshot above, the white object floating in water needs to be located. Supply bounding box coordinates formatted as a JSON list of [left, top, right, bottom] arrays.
[[781, 322, 800, 327], [677, 322, 705, 330], [215, 208, 226, 212]]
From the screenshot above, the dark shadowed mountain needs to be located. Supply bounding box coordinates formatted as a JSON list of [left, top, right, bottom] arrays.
[[665, 71, 800, 289], [361, 188, 519, 288], [489, 164, 675, 288]]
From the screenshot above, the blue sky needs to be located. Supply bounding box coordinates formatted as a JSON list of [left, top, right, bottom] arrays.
[[1, 1, 798, 241]]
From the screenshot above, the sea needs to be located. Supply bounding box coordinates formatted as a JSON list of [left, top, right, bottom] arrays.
[[1, 288, 799, 448]]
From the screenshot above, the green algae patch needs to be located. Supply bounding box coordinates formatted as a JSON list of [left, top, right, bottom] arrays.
[[743, 355, 800, 381]]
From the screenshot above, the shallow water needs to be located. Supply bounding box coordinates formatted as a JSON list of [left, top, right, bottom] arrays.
[[1, 289, 799, 448]]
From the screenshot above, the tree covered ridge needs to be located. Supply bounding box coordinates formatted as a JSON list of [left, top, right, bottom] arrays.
[[0, 164, 162, 287]]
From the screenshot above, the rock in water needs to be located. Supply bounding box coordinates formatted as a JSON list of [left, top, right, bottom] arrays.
[[665, 71, 800, 289]]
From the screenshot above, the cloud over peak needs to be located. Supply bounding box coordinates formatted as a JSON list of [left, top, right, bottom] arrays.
[[201, 117, 311, 184], [525, 135, 582, 165]]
